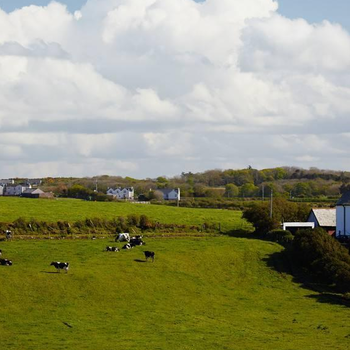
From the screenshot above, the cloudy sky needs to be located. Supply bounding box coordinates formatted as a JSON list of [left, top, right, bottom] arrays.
[[0, 0, 349, 178]]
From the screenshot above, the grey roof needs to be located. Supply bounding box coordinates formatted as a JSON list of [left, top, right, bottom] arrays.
[[22, 188, 44, 194], [309, 208, 336, 227], [336, 191, 350, 206], [159, 188, 179, 195]]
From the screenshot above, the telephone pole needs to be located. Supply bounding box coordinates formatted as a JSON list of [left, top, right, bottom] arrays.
[[270, 189, 273, 219]]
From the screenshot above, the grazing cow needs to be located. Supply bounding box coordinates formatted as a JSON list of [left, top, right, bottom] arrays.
[[5, 230, 12, 240], [0, 258, 13, 266], [116, 233, 130, 242], [130, 237, 145, 246], [0, 249, 2, 256], [106, 246, 119, 252], [50, 261, 69, 273], [122, 243, 133, 250], [144, 251, 155, 262]]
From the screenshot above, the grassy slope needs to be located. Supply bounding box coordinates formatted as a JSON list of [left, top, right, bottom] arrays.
[[0, 197, 251, 232], [0, 237, 349, 350]]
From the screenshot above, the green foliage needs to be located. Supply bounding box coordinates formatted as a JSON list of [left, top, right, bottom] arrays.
[[292, 228, 350, 292], [243, 198, 310, 234], [225, 183, 239, 197], [265, 229, 294, 244]]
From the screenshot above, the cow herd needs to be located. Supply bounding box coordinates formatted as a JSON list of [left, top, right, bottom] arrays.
[[0, 233, 155, 272], [106, 234, 155, 262]]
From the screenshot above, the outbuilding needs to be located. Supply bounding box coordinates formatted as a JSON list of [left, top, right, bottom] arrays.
[[307, 208, 336, 235]]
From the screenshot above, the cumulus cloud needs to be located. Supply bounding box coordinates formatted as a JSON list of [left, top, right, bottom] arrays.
[[0, 0, 349, 177]]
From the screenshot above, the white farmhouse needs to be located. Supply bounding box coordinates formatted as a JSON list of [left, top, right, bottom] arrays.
[[159, 188, 180, 201], [4, 184, 31, 196], [336, 191, 350, 237], [107, 187, 134, 200]]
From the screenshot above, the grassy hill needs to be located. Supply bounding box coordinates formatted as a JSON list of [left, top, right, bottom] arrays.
[[0, 197, 251, 233], [0, 236, 349, 350]]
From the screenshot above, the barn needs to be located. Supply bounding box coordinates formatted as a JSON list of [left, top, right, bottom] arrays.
[[307, 208, 336, 236]]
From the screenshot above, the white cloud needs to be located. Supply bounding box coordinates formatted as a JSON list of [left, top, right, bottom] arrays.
[[0, 0, 349, 177]]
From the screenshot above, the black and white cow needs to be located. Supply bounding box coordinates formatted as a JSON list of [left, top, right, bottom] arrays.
[[0, 249, 2, 256], [130, 237, 145, 246], [0, 258, 13, 266], [106, 246, 119, 252], [144, 251, 155, 262], [122, 243, 133, 250], [5, 230, 12, 240], [50, 261, 69, 273], [116, 233, 130, 242]]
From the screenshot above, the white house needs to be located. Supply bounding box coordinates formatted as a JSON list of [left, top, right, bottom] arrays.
[[0, 184, 4, 196], [4, 184, 31, 196], [159, 188, 180, 201], [0, 179, 14, 185], [107, 187, 134, 200], [336, 191, 350, 237], [307, 208, 336, 235]]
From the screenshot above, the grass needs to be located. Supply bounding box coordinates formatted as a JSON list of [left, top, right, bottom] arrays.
[[0, 236, 349, 349], [0, 197, 251, 233]]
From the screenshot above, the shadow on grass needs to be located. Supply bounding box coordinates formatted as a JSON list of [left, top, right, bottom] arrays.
[[306, 293, 350, 307], [134, 259, 146, 263], [264, 250, 350, 308], [224, 229, 258, 239], [41, 271, 68, 274]]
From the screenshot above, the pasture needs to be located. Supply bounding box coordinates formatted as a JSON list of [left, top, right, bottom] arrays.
[[0, 197, 251, 233], [0, 237, 349, 350]]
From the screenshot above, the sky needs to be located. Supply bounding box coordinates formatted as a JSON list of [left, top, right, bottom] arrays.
[[0, 0, 350, 178]]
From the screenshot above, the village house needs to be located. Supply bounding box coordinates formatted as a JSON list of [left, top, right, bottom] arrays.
[[336, 191, 350, 237], [21, 188, 54, 199], [159, 188, 180, 201], [307, 208, 336, 235], [106, 187, 134, 200], [4, 184, 31, 196]]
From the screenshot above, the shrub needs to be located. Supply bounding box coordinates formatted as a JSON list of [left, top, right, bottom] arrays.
[[266, 229, 294, 244], [292, 228, 350, 292]]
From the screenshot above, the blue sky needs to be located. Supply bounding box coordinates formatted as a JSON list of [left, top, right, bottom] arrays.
[[0, 0, 349, 31]]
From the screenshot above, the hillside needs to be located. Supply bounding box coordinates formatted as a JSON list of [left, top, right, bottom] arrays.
[[0, 237, 349, 350], [0, 197, 251, 233]]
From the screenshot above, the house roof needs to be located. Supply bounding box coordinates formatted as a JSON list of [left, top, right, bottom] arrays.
[[309, 208, 336, 227], [22, 188, 44, 194], [159, 188, 179, 195], [337, 191, 350, 206]]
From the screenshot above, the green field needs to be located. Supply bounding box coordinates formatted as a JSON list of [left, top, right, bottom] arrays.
[[0, 197, 251, 233], [0, 236, 349, 350]]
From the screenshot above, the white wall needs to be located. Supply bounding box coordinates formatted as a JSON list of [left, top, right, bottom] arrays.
[[336, 205, 350, 236]]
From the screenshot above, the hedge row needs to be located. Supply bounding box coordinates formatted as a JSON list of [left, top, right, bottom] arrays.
[[0, 214, 219, 236]]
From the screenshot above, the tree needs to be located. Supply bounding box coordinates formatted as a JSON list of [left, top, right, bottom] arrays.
[[225, 184, 239, 198], [149, 190, 164, 201], [243, 198, 310, 234]]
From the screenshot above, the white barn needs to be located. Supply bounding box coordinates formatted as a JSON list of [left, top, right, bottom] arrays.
[[107, 187, 134, 200], [336, 191, 350, 237]]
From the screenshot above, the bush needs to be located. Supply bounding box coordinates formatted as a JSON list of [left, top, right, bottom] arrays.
[[292, 228, 350, 292], [266, 229, 294, 244]]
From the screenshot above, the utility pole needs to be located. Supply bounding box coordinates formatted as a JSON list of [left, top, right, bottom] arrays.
[[262, 185, 265, 201], [95, 179, 98, 192], [270, 189, 273, 219]]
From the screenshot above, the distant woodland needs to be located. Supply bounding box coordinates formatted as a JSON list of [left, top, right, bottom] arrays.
[[11, 167, 350, 205]]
